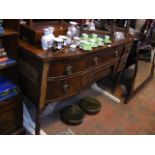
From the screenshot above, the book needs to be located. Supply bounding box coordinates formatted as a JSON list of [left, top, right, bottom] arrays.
[[0, 76, 17, 101], [0, 91, 17, 101], [0, 57, 8, 62], [0, 76, 17, 93], [0, 58, 16, 67], [0, 87, 16, 96]]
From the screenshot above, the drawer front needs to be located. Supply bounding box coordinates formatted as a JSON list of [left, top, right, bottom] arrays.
[[48, 58, 85, 77], [83, 63, 115, 88], [46, 74, 82, 102], [0, 97, 22, 135], [85, 46, 123, 69]]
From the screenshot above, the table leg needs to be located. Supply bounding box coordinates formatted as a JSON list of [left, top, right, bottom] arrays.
[[35, 108, 42, 135]]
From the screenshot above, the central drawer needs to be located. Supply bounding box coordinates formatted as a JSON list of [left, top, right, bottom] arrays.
[[46, 74, 82, 102]]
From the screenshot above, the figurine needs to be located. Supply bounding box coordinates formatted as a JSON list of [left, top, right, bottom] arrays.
[[87, 20, 96, 31]]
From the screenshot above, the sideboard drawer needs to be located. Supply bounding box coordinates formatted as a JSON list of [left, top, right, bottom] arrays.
[[48, 58, 85, 77], [46, 74, 82, 102], [83, 63, 115, 88], [85, 46, 123, 69]]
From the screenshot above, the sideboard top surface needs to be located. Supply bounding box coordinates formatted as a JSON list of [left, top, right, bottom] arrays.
[[19, 34, 133, 62]]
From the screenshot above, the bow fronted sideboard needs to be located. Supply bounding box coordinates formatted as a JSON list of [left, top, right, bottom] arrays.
[[18, 24, 133, 134]]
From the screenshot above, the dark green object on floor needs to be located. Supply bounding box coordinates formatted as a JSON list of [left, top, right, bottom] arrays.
[[61, 105, 85, 125], [79, 97, 102, 115]]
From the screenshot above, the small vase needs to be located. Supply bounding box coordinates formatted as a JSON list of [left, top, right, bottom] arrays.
[[67, 21, 78, 38]]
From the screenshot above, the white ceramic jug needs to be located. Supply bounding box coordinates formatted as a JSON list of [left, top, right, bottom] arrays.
[[41, 28, 50, 50]]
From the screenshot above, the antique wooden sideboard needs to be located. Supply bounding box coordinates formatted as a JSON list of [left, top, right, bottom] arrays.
[[18, 23, 133, 134]]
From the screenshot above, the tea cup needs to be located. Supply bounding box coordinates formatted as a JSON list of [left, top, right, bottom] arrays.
[[81, 33, 89, 40], [92, 33, 98, 39]]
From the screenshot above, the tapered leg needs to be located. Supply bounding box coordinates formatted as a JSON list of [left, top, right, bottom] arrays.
[[35, 108, 42, 135]]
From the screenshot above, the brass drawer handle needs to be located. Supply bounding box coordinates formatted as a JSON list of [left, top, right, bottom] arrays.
[[63, 84, 69, 93], [114, 50, 119, 57], [93, 57, 98, 65], [65, 65, 73, 75]]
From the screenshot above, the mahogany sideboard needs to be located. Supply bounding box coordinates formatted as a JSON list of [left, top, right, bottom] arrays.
[[18, 31, 133, 134]]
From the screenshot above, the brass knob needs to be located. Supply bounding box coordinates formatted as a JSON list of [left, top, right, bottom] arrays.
[[63, 84, 69, 93], [65, 65, 73, 75], [93, 57, 98, 65], [114, 50, 119, 57]]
